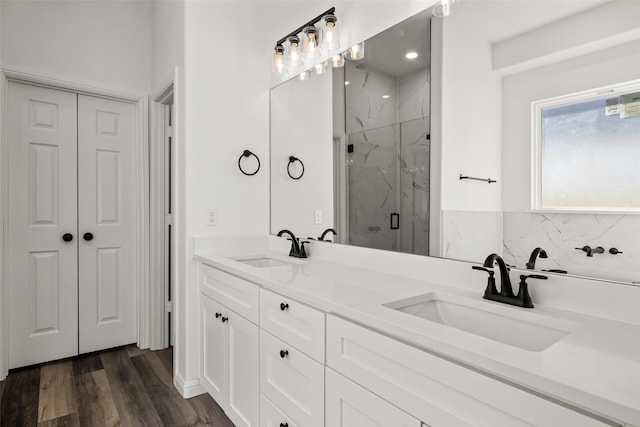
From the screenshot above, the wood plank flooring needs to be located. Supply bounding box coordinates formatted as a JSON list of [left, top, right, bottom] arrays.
[[0, 346, 235, 427]]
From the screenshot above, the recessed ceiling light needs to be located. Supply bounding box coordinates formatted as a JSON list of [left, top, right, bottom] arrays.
[[382, 95, 391, 99], [345, 81, 350, 86], [405, 52, 419, 59]]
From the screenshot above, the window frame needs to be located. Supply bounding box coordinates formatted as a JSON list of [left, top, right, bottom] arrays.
[[531, 79, 640, 213]]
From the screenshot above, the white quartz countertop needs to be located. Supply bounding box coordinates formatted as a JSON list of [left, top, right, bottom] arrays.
[[194, 248, 640, 425]]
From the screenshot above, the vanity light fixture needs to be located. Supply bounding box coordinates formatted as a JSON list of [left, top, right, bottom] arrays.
[[299, 70, 311, 81], [272, 44, 286, 74], [272, 7, 338, 74], [432, 0, 458, 17], [405, 51, 419, 59], [314, 61, 328, 75], [382, 95, 391, 99], [345, 42, 365, 60], [344, 81, 350, 86], [321, 13, 340, 50], [287, 35, 302, 68], [330, 53, 345, 68], [302, 25, 321, 59]]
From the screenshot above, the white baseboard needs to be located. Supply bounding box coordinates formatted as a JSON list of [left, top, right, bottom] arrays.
[[174, 373, 206, 398]]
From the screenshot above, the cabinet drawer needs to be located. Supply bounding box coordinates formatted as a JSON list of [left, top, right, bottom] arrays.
[[326, 368, 421, 427], [199, 263, 259, 324], [327, 315, 610, 427], [259, 330, 324, 427], [260, 394, 300, 427], [260, 288, 325, 362]]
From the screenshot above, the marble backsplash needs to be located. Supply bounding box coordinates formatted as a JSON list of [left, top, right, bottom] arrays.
[[441, 210, 640, 283]]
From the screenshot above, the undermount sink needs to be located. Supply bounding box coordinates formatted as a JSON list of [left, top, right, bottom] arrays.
[[233, 257, 292, 268], [384, 292, 577, 351]]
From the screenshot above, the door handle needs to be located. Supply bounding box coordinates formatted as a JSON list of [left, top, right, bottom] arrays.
[[390, 213, 399, 230], [62, 233, 73, 242], [83, 232, 94, 241]]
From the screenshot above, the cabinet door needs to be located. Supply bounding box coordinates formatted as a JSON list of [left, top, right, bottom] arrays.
[[201, 295, 227, 407], [326, 368, 421, 427], [260, 330, 324, 427], [226, 310, 259, 427]]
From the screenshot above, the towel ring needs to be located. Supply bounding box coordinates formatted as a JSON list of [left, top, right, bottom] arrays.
[[287, 156, 305, 180], [238, 150, 260, 176]]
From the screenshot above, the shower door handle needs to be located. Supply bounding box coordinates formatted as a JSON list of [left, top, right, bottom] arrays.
[[390, 213, 400, 230]]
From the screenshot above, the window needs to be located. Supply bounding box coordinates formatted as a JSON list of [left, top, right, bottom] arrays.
[[533, 82, 640, 211]]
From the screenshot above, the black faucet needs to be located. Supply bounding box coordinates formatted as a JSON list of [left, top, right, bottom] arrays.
[[277, 229, 308, 258], [575, 245, 604, 257], [318, 228, 337, 241], [526, 247, 548, 270], [473, 253, 547, 308]]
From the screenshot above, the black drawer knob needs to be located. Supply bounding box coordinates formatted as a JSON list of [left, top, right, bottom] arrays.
[[62, 233, 73, 242], [83, 232, 94, 241], [215, 313, 221, 318], [279, 349, 288, 359], [221, 317, 228, 323], [280, 303, 289, 311], [280, 423, 288, 427]]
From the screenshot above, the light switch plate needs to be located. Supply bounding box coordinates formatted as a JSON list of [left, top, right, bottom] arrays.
[[314, 209, 322, 225]]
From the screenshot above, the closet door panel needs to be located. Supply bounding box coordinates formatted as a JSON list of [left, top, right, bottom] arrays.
[[7, 82, 79, 368], [77, 95, 137, 353]]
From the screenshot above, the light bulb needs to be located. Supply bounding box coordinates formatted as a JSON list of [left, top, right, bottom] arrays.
[[330, 54, 345, 68], [433, 0, 458, 18], [272, 45, 285, 74], [321, 14, 340, 51], [287, 35, 302, 68], [405, 52, 419, 59], [314, 62, 328, 75], [302, 26, 320, 59], [299, 70, 310, 81], [345, 42, 364, 60]]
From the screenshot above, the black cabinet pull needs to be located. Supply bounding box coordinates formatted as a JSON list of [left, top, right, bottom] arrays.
[[215, 313, 221, 318], [221, 316, 228, 323], [279, 350, 288, 359], [62, 233, 73, 242], [280, 423, 289, 427], [83, 232, 94, 241], [280, 303, 289, 311]]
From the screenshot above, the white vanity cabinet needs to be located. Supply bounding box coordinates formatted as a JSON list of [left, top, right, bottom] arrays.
[[259, 289, 326, 427], [326, 315, 613, 427], [326, 368, 421, 427], [199, 264, 259, 427]]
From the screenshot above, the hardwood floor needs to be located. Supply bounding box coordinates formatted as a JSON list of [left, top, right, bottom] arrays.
[[0, 346, 235, 427]]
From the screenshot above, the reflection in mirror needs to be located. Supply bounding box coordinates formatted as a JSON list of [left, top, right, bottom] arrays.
[[270, 1, 640, 285], [335, 12, 431, 255]]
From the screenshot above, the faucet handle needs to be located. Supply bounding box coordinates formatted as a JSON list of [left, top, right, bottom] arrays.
[[517, 274, 547, 308], [299, 241, 310, 258], [473, 266, 498, 297]]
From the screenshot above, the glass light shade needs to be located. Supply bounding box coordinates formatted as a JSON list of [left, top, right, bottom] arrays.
[[287, 36, 302, 68], [314, 62, 328, 75], [433, 0, 458, 17], [272, 45, 286, 73], [330, 54, 345, 68], [299, 70, 311, 81], [345, 42, 364, 60], [321, 14, 340, 51], [302, 26, 321, 59]]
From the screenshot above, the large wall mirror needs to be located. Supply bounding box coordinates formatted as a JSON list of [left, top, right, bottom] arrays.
[[270, 0, 640, 286]]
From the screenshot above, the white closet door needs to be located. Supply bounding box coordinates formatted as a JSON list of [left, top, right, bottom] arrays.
[[7, 82, 79, 368], [77, 95, 137, 353]]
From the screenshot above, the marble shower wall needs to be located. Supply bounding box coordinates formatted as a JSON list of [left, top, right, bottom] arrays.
[[441, 210, 640, 283], [441, 210, 503, 264], [503, 212, 640, 283], [345, 62, 431, 255]]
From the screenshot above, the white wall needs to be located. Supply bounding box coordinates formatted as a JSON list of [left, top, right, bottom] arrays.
[[0, 0, 152, 95]]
